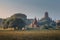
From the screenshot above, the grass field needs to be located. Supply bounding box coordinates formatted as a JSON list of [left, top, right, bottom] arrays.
[[0, 30, 60, 40]]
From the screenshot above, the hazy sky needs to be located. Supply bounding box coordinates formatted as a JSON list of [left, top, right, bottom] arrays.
[[0, 0, 60, 20]]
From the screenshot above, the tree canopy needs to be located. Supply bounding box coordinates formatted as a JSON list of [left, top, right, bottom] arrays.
[[1, 13, 26, 30]]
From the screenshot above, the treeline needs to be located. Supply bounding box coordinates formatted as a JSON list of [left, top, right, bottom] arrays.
[[0, 13, 26, 30]]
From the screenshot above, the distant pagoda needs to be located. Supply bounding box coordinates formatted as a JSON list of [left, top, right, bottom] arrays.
[[31, 17, 39, 28], [39, 12, 56, 29]]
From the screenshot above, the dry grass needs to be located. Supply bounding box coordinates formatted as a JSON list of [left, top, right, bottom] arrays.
[[0, 30, 60, 40]]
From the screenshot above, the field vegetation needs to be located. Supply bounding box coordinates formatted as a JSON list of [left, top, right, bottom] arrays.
[[0, 30, 60, 40]]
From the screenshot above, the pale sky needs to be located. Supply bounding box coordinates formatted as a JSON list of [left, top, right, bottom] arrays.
[[0, 0, 60, 20]]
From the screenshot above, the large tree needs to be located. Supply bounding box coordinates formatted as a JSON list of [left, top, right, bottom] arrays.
[[2, 17, 26, 30], [1, 13, 27, 30], [8, 18, 26, 30]]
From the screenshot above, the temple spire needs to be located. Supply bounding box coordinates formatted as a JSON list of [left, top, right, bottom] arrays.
[[33, 17, 37, 25], [31, 17, 39, 28], [44, 12, 49, 18]]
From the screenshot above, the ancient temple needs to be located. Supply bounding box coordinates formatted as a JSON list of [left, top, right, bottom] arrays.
[[26, 12, 56, 29], [30, 17, 39, 28], [39, 12, 56, 29]]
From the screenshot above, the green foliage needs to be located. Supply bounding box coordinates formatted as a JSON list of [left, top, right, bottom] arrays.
[[8, 18, 26, 30], [1, 19, 9, 29], [1, 16, 26, 30]]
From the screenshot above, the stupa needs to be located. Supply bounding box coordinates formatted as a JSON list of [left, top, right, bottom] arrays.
[[30, 17, 39, 28], [39, 12, 56, 29]]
